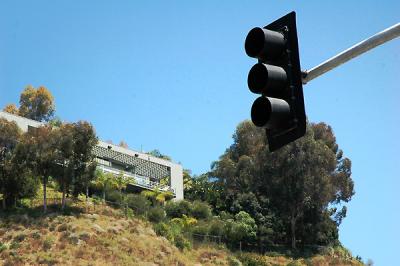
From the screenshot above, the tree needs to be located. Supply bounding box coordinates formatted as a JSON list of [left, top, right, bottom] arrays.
[[0, 118, 21, 208], [115, 171, 129, 194], [147, 149, 171, 161], [55, 123, 75, 210], [93, 170, 116, 202], [184, 173, 225, 212], [141, 189, 174, 206], [19, 85, 55, 122], [69, 121, 98, 197], [17, 125, 59, 212], [211, 120, 355, 249], [224, 211, 257, 245], [3, 104, 19, 115]]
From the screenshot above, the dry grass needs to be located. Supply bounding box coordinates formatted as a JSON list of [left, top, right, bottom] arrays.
[[0, 201, 364, 266], [0, 203, 233, 266]]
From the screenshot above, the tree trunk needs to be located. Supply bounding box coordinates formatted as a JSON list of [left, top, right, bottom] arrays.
[[14, 197, 17, 208], [61, 180, 66, 210], [2, 189, 6, 210], [103, 190, 106, 203], [290, 212, 297, 250], [86, 185, 89, 201], [43, 176, 47, 213]]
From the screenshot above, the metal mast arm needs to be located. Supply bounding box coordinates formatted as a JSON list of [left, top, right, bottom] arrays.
[[302, 23, 400, 84]]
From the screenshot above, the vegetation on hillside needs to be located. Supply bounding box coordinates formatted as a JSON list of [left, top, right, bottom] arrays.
[[0, 196, 364, 266], [0, 87, 367, 265], [184, 120, 355, 251]]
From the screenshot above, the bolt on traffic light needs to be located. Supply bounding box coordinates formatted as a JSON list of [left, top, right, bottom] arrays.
[[245, 11, 306, 151]]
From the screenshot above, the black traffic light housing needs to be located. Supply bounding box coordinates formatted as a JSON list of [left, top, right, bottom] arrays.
[[245, 11, 306, 151]]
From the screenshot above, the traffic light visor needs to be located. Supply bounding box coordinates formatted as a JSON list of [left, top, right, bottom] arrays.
[[245, 27, 285, 61], [251, 96, 290, 128], [248, 63, 287, 95]]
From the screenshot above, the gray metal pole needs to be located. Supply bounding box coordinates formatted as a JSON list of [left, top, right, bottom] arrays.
[[302, 23, 400, 84]]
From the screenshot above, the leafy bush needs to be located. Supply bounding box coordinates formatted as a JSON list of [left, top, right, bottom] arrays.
[[192, 223, 209, 236], [154, 222, 174, 241], [36, 253, 58, 265], [219, 211, 233, 220], [126, 207, 134, 218], [106, 190, 123, 203], [191, 201, 212, 220], [43, 236, 55, 250], [165, 200, 192, 218], [228, 256, 242, 266], [224, 211, 257, 244], [9, 241, 20, 250], [31, 231, 41, 240], [209, 219, 225, 236], [237, 253, 268, 266], [0, 242, 7, 253], [126, 194, 150, 215], [147, 207, 166, 223], [171, 215, 197, 231], [286, 260, 304, 266], [174, 234, 191, 250]]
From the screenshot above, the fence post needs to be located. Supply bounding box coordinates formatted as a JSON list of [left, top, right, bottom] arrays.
[[125, 203, 128, 218]]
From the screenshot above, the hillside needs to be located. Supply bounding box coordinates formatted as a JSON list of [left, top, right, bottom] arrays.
[[0, 201, 364, 266], [0, 204, 234, 265]]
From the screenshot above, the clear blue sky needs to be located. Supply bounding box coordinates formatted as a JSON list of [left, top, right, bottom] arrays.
[[1, 1, 399, 264]]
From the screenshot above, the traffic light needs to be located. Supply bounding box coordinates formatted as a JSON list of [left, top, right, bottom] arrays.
[[245, 11, 306, 151]]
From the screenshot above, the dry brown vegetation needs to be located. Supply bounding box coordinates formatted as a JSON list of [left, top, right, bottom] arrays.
[[0, 202, 364, 266], [0, 204, 234, 266]]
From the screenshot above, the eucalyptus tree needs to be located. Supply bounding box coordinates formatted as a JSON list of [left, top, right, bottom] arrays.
[[211, 120, 355, 249], [23, 125, 59, 212], [0, 118, 21, 209], [18, 85, 55, 122], [2, 104, 19, 115], [70, 121, 98, 197]]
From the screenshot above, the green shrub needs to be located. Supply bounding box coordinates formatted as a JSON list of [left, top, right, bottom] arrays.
[[287, 260, 304, 266], [37, 253, 58, 265], [106, 190, 123, 203], [154, 222, 174, 241], [209, 219, 225, 236], [147, 207, 166, 223], [43, 236, 55, 250], [9, 241, 20, 250], [31, 231, 41, 240], [126, 194, 150, 215], [228, 256, 243, 266], [0, 243, 7, 253], [126, 207, 134, 218], [219, 211, 233, 221], [237, 253, 267, 266], [192, 223, 209, 236], [191, 201, 212, 220], [174, 234, 191, 250], [165, 200, 192, 218], [263, 251, 283, 257]]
